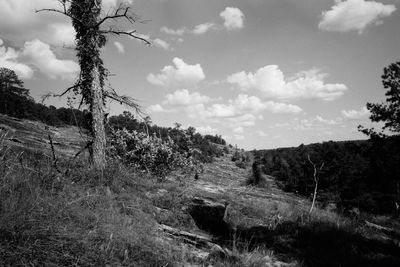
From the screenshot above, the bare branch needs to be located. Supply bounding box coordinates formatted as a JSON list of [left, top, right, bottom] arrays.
[[96, 5, 137, 27], [100, 28, 151, 45], [104, 89, 144, 116], [41, 83, 81, 103], [36, 0, 83, 25]]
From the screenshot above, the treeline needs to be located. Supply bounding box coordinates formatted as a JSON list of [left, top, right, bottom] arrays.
[[254, 137, 400, 214], [0, 82, 91, 130]]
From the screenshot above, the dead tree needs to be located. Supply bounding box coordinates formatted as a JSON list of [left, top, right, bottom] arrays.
[[37, 0, 149, 170], [307, 154, 324, 213]]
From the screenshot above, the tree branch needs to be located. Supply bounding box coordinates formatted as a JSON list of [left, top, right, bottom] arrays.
[[41, 83, 82, 103], [100, 28, 151, 45], [104, 89, 144, 116], [96, 5, 137, 27]]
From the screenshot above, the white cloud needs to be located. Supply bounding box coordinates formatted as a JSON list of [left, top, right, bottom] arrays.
[[342, 106, 370, 119], [132, 33, 171, 50], [220, 7, 245, 30], [21, 39, 79, 79], [233, 126, 244, 134], [184, 94, 301, 123], [160, 26, 186, 36], [147, 104, 175, 113], [319, 0, 396, 33], [153, 38, 171, 50], [228, 66, 347, 101], [0, 0, 76, 47], [272, 116, 343, 131], [163, 89, 211, 106], [114, 41, 125, 53], [147, 57, 205, 88], [315, 115, 341, 125], [232, 94, 302, 114], [192, 23, 215, 35], [47, 23, 76, 47], [0, 40, 34, 79], [196, 125, 217, 135]]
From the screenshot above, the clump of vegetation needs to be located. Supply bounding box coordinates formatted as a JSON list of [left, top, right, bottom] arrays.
[[108, 113, 227, 164], [108, 128, 201, 180]]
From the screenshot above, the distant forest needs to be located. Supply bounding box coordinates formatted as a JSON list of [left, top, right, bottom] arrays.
[[254, 137, 400, 214], [0, 67, 226, 163]]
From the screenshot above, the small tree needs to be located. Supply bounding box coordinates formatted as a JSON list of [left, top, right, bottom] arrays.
[[0, 68, 31, 113], [38, 0, 149, 170], [359, 61, 400, 137]]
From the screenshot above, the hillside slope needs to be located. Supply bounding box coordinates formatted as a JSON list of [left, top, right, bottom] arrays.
[[1, 116, 400, 266]]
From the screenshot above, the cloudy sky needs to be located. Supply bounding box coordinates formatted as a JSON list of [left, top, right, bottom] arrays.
[[1, 0, 399, 149]]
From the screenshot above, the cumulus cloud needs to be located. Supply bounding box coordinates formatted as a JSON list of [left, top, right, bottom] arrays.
[[0, 39, 34, 79], [147, 57, 205, 88], [0, 39, 78, 79], [228, 66, 347, 101], [147, 104, 175, 113], [21, 39, 79, 79], [153, 38, 171, 50], [0, 0, 76, 47], [161, 6, 244, 37], [114, 41, 125, 53], [342, 106, 370, 119], [163, 89, 211, 106], [160, 26, 186, 36], [319, 0, 396, 33], [192, 23, 216, 35], [184, 94, 301, 123], [220, 7, 245, 30]]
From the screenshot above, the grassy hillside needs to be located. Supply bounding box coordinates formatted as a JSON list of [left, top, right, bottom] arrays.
[[1, 117, 400, 266]]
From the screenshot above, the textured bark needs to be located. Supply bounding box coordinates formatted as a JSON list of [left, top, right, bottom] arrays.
[[91, 67, 106, 169]]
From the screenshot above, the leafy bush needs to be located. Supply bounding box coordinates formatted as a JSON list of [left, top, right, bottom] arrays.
[[108, 128, 201, 180]]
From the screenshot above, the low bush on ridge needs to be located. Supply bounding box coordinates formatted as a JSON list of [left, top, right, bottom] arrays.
[[108, 128, 202, 180]]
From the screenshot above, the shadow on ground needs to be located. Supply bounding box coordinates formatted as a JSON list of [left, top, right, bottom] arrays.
[[217, 221, 400, 267]]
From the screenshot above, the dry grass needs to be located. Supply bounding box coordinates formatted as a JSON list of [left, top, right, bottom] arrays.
[[0, 135, 182, 266]]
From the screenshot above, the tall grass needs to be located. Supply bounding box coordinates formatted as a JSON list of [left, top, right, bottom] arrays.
[[0, 132, 181, 266]]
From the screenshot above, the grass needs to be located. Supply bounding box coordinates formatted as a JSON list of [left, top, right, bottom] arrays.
[[0, 136, 183, 266]]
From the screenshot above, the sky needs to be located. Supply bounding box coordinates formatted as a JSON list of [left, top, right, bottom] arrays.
[[0, 0, 399, 149]]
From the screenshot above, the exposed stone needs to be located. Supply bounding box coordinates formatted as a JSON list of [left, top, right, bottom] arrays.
[[187, 197, 231, 238]]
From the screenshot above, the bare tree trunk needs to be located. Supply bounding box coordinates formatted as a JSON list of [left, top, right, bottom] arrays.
[[91, 67, 106, 169], [310, 175, 318, 213], [308, 154, 324, 213]]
